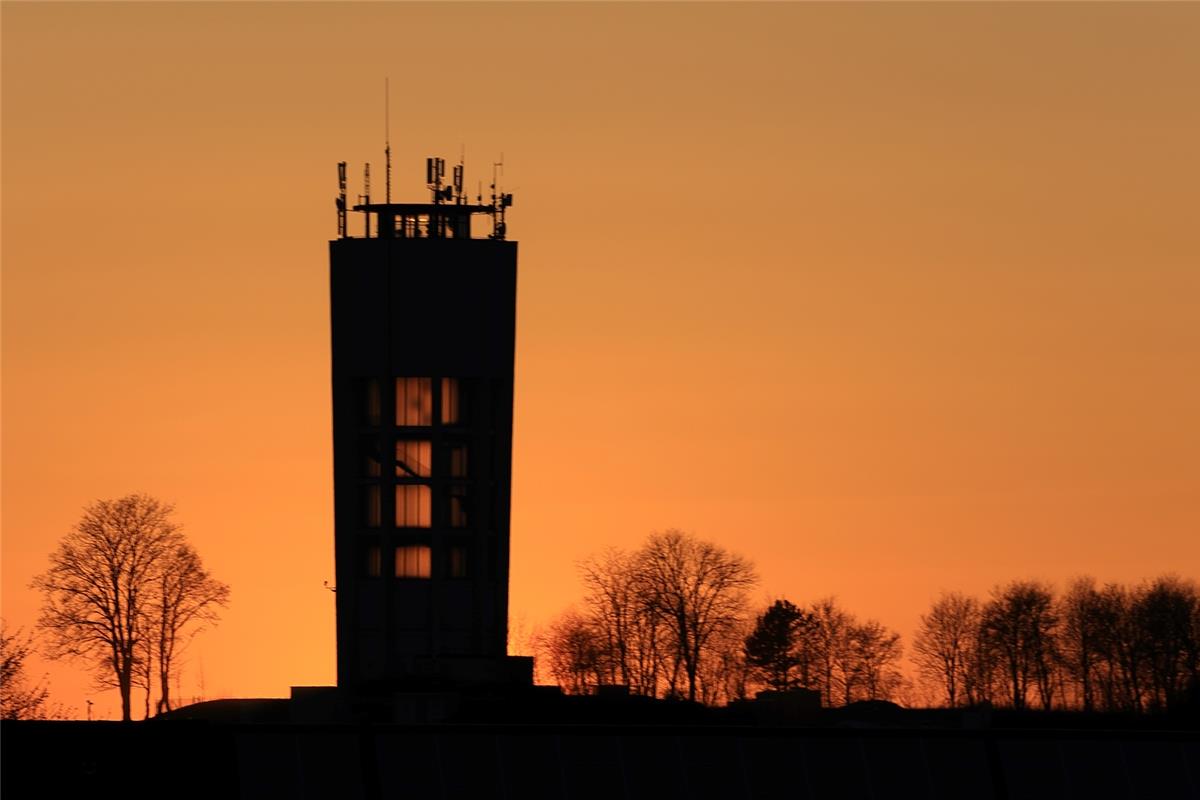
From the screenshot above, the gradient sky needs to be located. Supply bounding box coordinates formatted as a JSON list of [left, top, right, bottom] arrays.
[[3, 2, 1198, 719]]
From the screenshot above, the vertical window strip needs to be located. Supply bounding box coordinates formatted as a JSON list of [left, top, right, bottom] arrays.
[[396, 377, 433, 426], [395, 440, 432, 478], [441, 377, 459, 424], [395, 545, 432, 578], [395, 484, 431, 528]]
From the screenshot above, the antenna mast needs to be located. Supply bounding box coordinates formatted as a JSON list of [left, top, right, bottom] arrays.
[[384, 78, 392, 205], [363, 163, 371, 238], [336, 161, 347, 238], [489, 155, 511, 240]]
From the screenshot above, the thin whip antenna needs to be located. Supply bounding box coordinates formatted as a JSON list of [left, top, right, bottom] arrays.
[[384, 78, 392, 205]]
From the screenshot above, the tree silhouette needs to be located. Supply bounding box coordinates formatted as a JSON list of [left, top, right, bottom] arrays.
[[578, 547, 669, 697], [149, 542, 229, 714], [912, 592, 980, 708], [537, 609, 606, 694], [1134, 575, 1199, 711], [1, 621, 66, 720], [541, 533, 756, 702], [982, 581, 1058, 711], [744, 599, 807, 691], [707, 619, 754, 704], [808, 597, 850, 707], [846, 619, 903, 702], [1058, 578, 1107, 712], [30, 494, 228, 720], [634, 530, 757, 703]]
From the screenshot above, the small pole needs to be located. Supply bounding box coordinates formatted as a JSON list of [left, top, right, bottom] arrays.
[[384, 77, 392, 205]]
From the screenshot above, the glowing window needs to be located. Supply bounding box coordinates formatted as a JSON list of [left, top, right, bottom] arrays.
[[441, 378, 460, 425], [364, 485, 381, 528], [395, 441, 432, 478], [448, 485, 470, 528], [396, 378, 433, 426], [366, 545, 382, 577], [447, 445, 469, 478], [364, 378, 382, 426], [395, 485, 431, 528], [395, 545, 432, 579]]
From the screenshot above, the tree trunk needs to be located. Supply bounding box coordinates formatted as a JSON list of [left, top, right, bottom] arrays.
[[684, 641, 698, 702], [119, 671, 133, 722], [158, 668, 171, 714]]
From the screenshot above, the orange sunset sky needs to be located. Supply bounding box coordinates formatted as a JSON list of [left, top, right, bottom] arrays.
[[3, 2, 1198, 719]]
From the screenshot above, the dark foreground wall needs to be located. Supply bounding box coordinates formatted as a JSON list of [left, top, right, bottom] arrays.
[[3, 720, 1197, 800]]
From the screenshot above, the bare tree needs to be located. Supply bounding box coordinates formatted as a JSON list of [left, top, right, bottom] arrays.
[[961, 616, 998, 707], [633, 530, 758, 703], [150, 542, 229, 714], [1108, 583, 1150, 711], [578, 547, 669, 697], [1, 622, 67, 720], [912, 592, 980, 708], [31, 494, 228, 720], [578, 548, 640, 689], [809, 597, 850, 707], [1087, 583, 1130, 711], [981, 581, 1058, 710], [700, 618, 753, 705], [1133, 575, 1199, 711], [1058, 577, 1107, 711], [536, 609, 606, 694], [847, 619, 904, 702], [624, 602, 668, 698]]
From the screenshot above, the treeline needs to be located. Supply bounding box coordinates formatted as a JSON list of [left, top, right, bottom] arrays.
[[537, 531, 1200, 713], [537, 530, 757, 705], [743, 597, 904, 707], [914, 577, 1200, 713], [535, 529, 907, 706]]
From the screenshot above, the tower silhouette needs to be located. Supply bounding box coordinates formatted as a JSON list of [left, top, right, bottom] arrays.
[[329, 157, 529, 701]]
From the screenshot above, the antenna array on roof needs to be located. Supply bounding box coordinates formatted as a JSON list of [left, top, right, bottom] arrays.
[[333, 89, 513, 241]]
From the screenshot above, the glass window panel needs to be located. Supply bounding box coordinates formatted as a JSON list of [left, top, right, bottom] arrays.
[[366, 545, 381, 577], [364, 485, 381, 528], [395, 484, 431, 528], [396, 377, 433, 426], [364, 378, 382, 426], [395, 545, 432, 579], [449, 546, 468, 578], [449, 485, 470, 528], [441, 378, 460, 425], [447, 445, 469, 478], [395, 440, 432, 478]]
